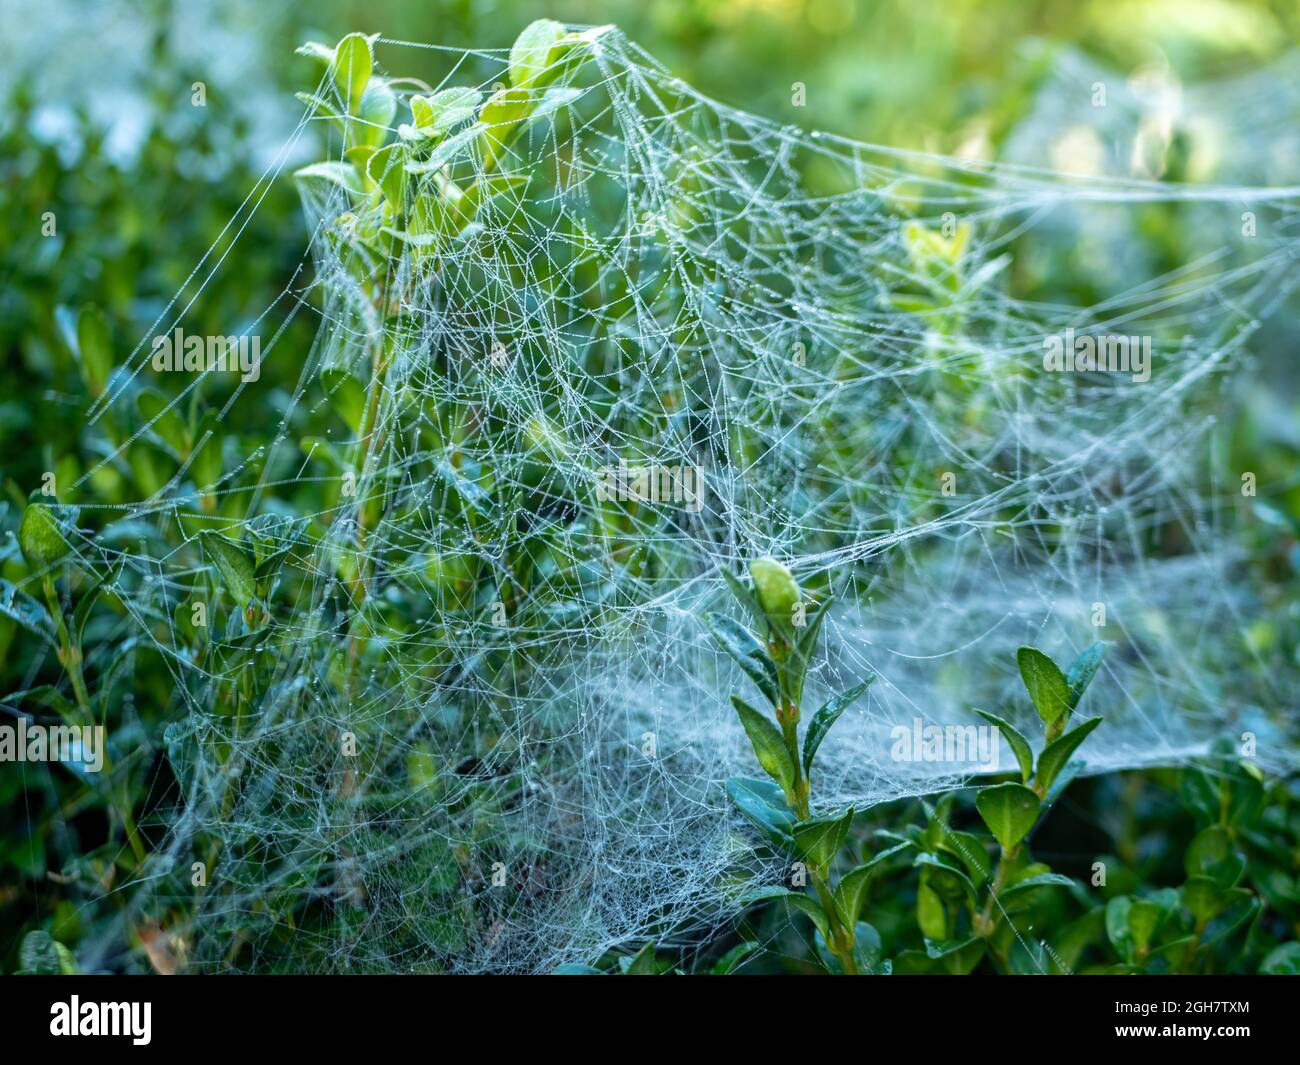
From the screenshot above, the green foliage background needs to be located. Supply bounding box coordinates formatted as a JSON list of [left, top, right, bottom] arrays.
[[2, 0, 1298, 974]]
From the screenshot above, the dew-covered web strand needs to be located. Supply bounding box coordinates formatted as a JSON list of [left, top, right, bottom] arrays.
[[59, 28, 1300, 972]]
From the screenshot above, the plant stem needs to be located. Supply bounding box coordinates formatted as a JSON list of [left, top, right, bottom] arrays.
[[975, 843, 1018, 938], [810, 865, 857, 974], [42, 575, 147, 867]]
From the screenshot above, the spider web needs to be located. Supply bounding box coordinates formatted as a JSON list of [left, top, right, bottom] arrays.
[[59, 27, 1300, 973]]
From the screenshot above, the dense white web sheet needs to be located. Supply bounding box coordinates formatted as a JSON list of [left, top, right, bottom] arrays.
[[66, 28, 1300, 972]]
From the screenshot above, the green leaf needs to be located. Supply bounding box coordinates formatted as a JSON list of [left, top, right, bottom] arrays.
[[367, 144, 407, 211], [9, 685, 75, 720], [477, 87, 533, 169], [19, 503, 71, 570], [792, 806, 853, 868], [622, 941, 659, 975], [748, 557, 800, 632], [293, 161, 364, 198], [711, 941, 761, 975], [76, 304, 112, 397], [0, 579, 55, 646], [321, 367, 368, 433], [330, 32, 373, 113], [527, 85, 582, 125], [851, 921, 885, 974], [725, 777, 795, 848], [410, 87, 483, 136], [975, 782, 1041, 852], [785, 893, 832, 942], [738, 885, 829, 942], [834, 864, 875, 928], [404, 123, 485, 175], [295, 91, 346, 133], [925, 936, 986, 975], [915, 852, 978, 908], [802, 676, 873, 777], [1184, 825, 1245, 888], [200, 531, 256, 607], [1042, 757, 1083, 808], [137, 390, 188, 454], [17, 930, 76, 975], [1106, 896, 1135, 962], [1128, 897, 1172, 956], [191, 412, 225, 492], [973, 709, 1033, 783], [1016, 646, 1070, 729], [999, 872, 1074, 907], [354, 78, 396, 147], [1203, 891, 1259, 948], [720, 566, 764, 632], [1182, 876, 1225, 924], [730, 695, 794, 795], [916, 877, 949, 940], [706, 613, 779, 706], [937, 828, 992, 884], [296, 41, 336, 64], [509, 19, 567, 88], [1066, 642, 1105, 709], [72, 563, 118, 647], [792, 592, 832, 662], [1260, 942, 1300, 975], [455, 174, 529, 229], [837, 840, 916, 907], [1035, 716, 1102, 795]]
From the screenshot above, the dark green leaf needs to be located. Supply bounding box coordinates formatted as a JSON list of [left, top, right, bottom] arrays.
[[0, 578, 56, 646], [999, 872, 1074, 908], [915, 852, 978, 907], [730, 695, 795, 794], [19, 503, 71, 570], [622, 941, 659, 975], [137, 391, 189, 454], [925, 936, 985, 975], [792, 806, 853, 868], [1184, 825, 1245, 889], [1035, 716, 1102, 794], [975, 782, 1041, 852], [1106, 896, 1134, 961], [711, 941, 760, 975], [200, 531, 256, 607], [937, 828, 992, 884], [802, 675, 873, 776], [725, 777, 795, 847], [1017, 646, 1069, 729], [720, 567, 764, 631], [973, 708, 1033, 783], [76, 304, 112, 397], [1066, 642, 1105, 709], [707, 613, 779, 705], [1260, 942, 1300, 975], [1182, 876, 1225, 924]]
